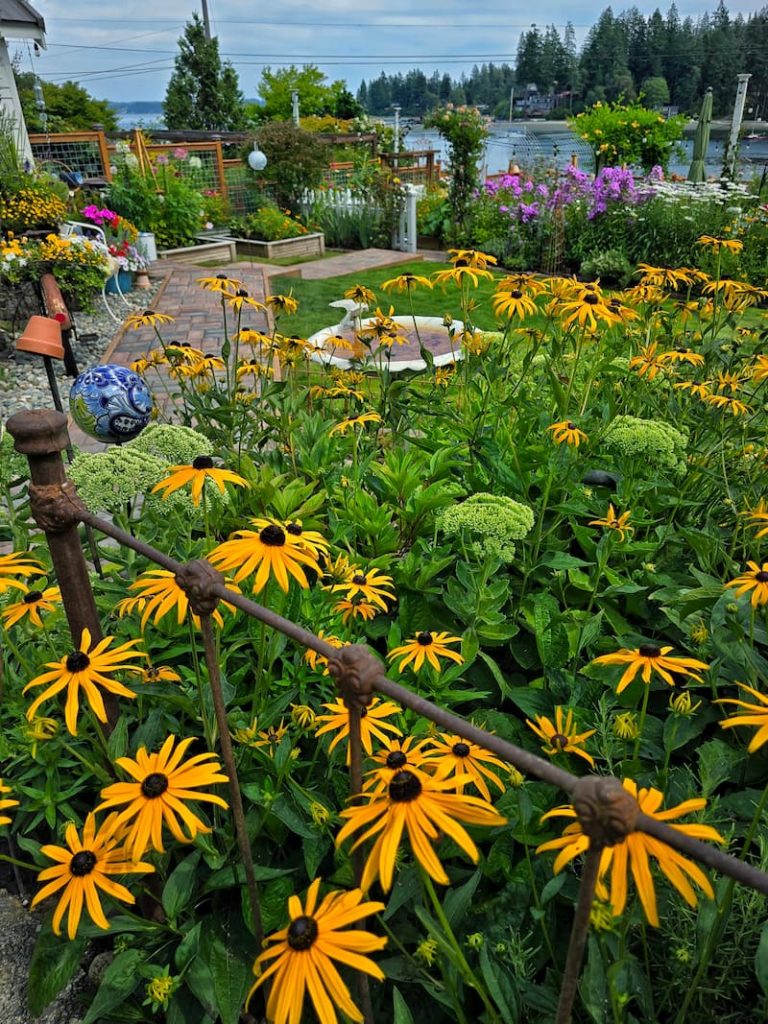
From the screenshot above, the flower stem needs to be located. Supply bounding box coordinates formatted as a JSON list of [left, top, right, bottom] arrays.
[[632, 684, 651, 763]]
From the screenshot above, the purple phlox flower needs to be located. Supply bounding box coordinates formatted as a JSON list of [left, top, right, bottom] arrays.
[[518, 201, 539, 222]]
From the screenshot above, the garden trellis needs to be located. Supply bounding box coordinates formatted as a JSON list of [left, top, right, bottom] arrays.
[[7, 407, 768, 1024]]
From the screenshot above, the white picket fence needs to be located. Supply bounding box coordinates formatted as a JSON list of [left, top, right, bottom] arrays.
[[301, 184, 424, 253]]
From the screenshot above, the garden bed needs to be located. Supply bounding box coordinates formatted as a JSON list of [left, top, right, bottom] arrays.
[[232, 233, 325, 261], [157, 239, 237, 264]]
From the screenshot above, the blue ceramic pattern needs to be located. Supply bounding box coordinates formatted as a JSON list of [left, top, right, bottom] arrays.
[[69, 363, 154, 443]]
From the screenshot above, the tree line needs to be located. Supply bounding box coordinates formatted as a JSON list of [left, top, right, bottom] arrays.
[[358, 2, 768, 119]]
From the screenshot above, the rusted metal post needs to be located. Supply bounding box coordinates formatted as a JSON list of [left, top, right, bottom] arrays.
[[5, 410, 115, 725], [555, 844, 602, 1024]]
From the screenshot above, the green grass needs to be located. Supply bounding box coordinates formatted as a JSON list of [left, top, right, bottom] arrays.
[[270, 261, 502, 338]]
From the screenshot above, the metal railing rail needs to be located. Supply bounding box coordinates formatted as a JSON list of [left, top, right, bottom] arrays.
[[6, 408, 768, 1024]]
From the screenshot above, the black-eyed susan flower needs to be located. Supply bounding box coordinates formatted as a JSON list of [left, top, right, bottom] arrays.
[[332, 566, 394, 612], [525, 708, 596, 767], [315, 696, 402, 760], [725, 562, 768, 607], [116, 569, 239, 630], [151, 456, 248, 507], [740, 500, 768, 539], [336, 770, 507, 891], [387, 631, 463, 674], [266, 293, 298, 315], [493, 288, 538, 320], [536, 778, 723, 926], [25, 716, 59, 757], [657, 348, 705, 368], [197, 273, 242, 294], [432, 263, 493, 288], [612, 711, 639, 740], [0, 780, 19, 826], [0, 551, 44, 595], [674, 380, 712, 400], [422, 733, 508, 801], [283, 520, 330, 560], [97, 735, 228, 860], [344, 284, 376, 305], [629, 341, 666, 380], [697, 235, 743, 253], [592, 644, 709, 695], [752, 356, 768, 384], [498, 272, 546, 295], [247, 878, 386, 1024], [588, 505, 633, 542], [382, 272, 433, 293], [178, 355, 226, 379], [546, 420, 588, 447], [703, 393, 751, 416], [304, 630, 345, 674], [30, 812, 154, 939], [290, 704, 317, 730], [236, 359, 272, 383], [24, 628, 144, 735], [559, 291, 621, 331], [1, 585, 61, 628], [333, 597, 380, 624], [329, 412, 382, 436], [226, 289, 267, 313], [447, 248, 497, 270], [636, 264, 696, 290], [140, 665, 182, 684], [125, 310, 174, 330], [208, 517, 323, 593], [716, 683, 768, 752], [364, 736, 433, 794]]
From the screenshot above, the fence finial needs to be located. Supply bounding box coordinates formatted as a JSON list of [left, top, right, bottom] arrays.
[[327, 645, 381, 711], [572, 775, 638, 846], [175, 559, 225, 616]]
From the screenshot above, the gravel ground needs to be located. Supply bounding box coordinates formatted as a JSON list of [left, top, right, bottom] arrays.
[[0, 285, 160, 424]]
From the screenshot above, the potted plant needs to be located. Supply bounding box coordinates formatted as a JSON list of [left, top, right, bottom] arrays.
[[81, 206, 149, 293], [228, 203, 325, 260]]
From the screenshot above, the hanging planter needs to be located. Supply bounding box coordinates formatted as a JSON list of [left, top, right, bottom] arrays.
[[105, 269, 133, 295]]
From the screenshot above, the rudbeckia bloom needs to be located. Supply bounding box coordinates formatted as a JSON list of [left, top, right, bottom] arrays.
[[588, 505, 633, 542], [315, 696, 402, 760], [344, 284, 376, 305], [740, 500, 768, 539], [493, 288, 538, 320], [536, 778, 723, 926], [382, 272, 433, 292], [116, 569, 239, 630], [525, 708, 596, 767], [636, 264, 696, 290], [197, 273, 242, 294], [304, 630, 345, 674], [697, 235, 743, 253], [447, 248, 497, 270], [716, 683, 768, 752], [0, 551, 45, 595], [364, 737, 433, 794], [333, 598, 380, 624], [332, 566, 394, 612], [547, 420, 588, 447], [725, 562, 768, 607], [208, 518, 323, 593], [225, 289, 267, 312], [629, 341, 666, 380], [125, 310, 174, 330], [31, 812, 154, 939], [1, 585, 61, 628], [336, 770, 507, 891], [592, 644, 709, 695], [266, 293, 299, 315], [657, 348, 705, 368], [24, 628, 144, 735], [674, 380, 711, 400], [283, 520, 330, 560], [151, 456, 249, 506], [97, 735, 228, 860], [422, 733, 508, 801], [140, 665, 182, 684], [387, 631, 463, 673], [247, 878, 386, 1024], [0, 780, 19, 826], [432, 264, 493, 288], [703, 393, 751, 416], [559, 292, 621, 331]]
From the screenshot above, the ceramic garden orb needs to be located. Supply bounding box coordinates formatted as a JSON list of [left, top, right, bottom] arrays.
[[69, 364, 154, 443]]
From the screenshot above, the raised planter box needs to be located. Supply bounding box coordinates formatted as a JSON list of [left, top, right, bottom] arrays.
[[233, 233, 325, 261], [157, 239, 237, 264]]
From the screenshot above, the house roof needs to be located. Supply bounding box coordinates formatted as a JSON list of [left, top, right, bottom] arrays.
[[0, 0, 45, 34]]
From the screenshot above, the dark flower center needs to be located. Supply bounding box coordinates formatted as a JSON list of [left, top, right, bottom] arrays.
[[216, 273, 228, 280], [66, 651, 90, 672], [389, 770, 422, 802], [386, 750, 408, 769], [145, 668, 160, 681], [192, 456, 214, 470], [452, 742, 470, 757], [511, 289, 523, 299], [142, 309, 155, 317], [416, 632, 433, 646], [286, 523, 303, 536], [287, 915, 318, 950], [566, 422, 577, 430], [638, 644, 661, 658], [70, 850, 97, 876], [236, 289, 249, 297], [755, 571, 768, 583], [584, 293, 600, 305], [141, 772, 169, 798], [551, 733, 569, 750], [352, 574, 367, 585], [260, 525, 286, 546], [23, 591, 43, 604]]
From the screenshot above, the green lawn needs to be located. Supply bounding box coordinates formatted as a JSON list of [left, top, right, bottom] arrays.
[[270, 261, 502, 338]]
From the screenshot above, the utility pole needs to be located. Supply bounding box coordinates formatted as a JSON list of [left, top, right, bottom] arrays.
[[291, 89, 300, 126], [726, 73, 751, 178], [201, 0, 212, 41]]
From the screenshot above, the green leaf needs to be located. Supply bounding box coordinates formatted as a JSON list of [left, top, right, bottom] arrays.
[[270, 796, 316, 839], [303, 834, 330, 879], [579, 936, 608, 1024], [83, 949, 144, 1024], [755, 921, 768, 996], [107, 714, 129, 759], [393, 986, 416, 1024], [478, 650, 513, 699], [540, 552, 594, 570], [444, 869, 482, 928], [478, 944, 518, 1020], [162, 849, 201, 920], [209, 938, 251, 1024], [27, 927, 87, 1016], [697, 738, 744, 796], [540, 872, 567, 904]]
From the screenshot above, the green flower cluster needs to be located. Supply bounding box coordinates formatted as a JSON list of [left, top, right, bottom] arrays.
[[437, 492, 534, 562], [127, 423, 213, 464], [0, 430, 27, 489], [68, 448, 171, 515], [602, 415, 688, 473]]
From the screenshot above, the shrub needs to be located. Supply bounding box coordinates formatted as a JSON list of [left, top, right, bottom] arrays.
[[250, 122, 327, 213], [569, 99, 686, 172], [423, 104, 489, 242]]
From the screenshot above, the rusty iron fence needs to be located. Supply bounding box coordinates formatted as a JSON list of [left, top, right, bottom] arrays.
[[6, 407, 768, 1024]]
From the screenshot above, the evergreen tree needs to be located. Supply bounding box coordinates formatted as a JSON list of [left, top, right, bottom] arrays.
[[164, 15, 247, 130]]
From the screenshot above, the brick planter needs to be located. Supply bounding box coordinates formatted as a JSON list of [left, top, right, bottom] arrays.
[[233, 233, 325, 260], [157, 240, 237, 264]]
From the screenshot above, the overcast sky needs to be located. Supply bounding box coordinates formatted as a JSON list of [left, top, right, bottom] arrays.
[[12, 0, 762, 104]]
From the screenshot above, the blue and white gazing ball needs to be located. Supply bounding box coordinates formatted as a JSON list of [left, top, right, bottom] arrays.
[[69, 364, 154, 443]]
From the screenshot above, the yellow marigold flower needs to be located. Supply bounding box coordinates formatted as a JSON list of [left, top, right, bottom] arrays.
[[382, 272, 433, 292], [125, 310, 174, 330], [1, 585, 61, 628], [24, 628, 144, 735], [422, 733, 508, 801], [97, 735, 228, 860], [30, 812, 153, 939], [116, 569, 239, 630], [208, 518, 323, 593], [246, 878, 386, 1024], [725, 562, 768, 607], [336, 770, 507, 891], [0, 551, 45, 595], [151, 456, 248, 506], [315, 696, 402, 761], [592, 643, 709, 695], [525, 707, 596, 767], [0, 779, 19, 827], [387, 631, 464, 674], [536, 778, 724, 927], [716, 683, 768, 752], [588, 504, 633, 542], [547, 420, 588, 447]]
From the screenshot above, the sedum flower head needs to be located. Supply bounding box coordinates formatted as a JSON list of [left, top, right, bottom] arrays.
[[0, 429, 27, 489], [68, 449, 171, 515], [437, 492, 534, 562], [601, 415, 688, 474], [127, 423, 213, 464]]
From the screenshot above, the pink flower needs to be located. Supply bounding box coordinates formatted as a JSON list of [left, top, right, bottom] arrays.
[[173, 148, 188, 160]]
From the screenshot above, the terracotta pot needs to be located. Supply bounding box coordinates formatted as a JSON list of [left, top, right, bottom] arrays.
[[15, 315, 65, 360]]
